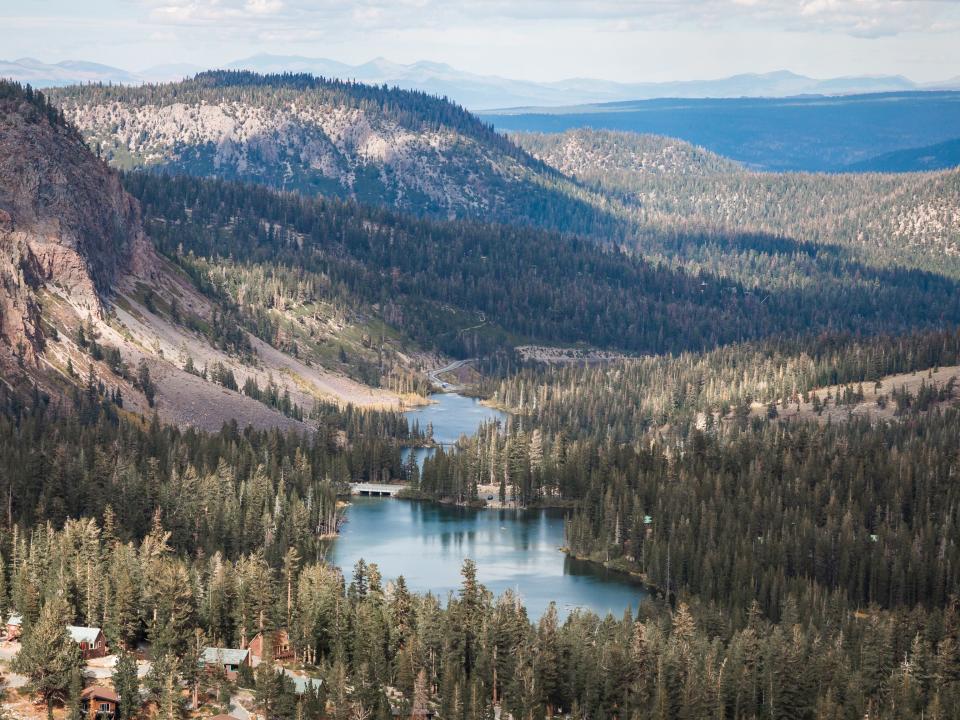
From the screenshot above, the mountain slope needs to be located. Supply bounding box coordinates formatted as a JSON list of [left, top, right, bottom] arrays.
[[516, 129, 960, 279], [48, 71, 605, 231], [0, 80, 410, 430], [0, 81, 148, 360], [19, 77, 960, 388], [516, 129, 741, 182], [846, 137, 960, 172], [124, 170, 960, 365]]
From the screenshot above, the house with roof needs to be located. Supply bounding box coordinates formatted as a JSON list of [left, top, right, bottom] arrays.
[[81, 686, 119, 719], [200, 647, 251, 681], [4, 612, 22, 640], [248, 629, 294, 663], [68, 625, 107, 659]]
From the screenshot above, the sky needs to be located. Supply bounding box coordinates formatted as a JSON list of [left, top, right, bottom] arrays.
[[2, 0, 959, 82]]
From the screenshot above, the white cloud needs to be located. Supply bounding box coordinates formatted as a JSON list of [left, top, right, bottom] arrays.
[[139, 0, 960, 39], [148, 0, 286, 25], [3, 0, 958, 83]]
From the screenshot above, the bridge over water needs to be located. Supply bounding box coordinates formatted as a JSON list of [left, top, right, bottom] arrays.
[[350, 482, 408, 497]]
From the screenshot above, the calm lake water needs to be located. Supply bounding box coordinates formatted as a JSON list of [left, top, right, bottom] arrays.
[[404, 392, 507, 445], [328, 497, 649, 620], [401, 393, 508, 468], [333, 392, 647, 620]]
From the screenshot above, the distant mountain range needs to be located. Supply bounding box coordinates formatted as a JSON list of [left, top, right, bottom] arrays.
[[0, 57, 145, 87], [484, 92, 960, 172], [3, 54, 959, 109], [846, 137, 960, 173]]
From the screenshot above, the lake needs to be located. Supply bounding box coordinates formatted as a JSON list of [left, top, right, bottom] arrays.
[[332, 392, 648, 620], [401, 392, 508, 468], [327, 496, 649, 620], [404, 392, 507, 445]]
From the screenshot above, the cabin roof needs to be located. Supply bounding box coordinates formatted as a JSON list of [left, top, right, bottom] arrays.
[[81, 686, 119, 703], [201, 647, 249, 666], [68, 625, 103, 644]]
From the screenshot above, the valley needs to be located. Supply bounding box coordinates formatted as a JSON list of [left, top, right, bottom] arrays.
[[1, 58, 960, 720]]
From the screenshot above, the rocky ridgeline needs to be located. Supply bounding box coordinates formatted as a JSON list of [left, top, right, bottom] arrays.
[[52, 75, 552, 219], [0, 82, 156, 359]]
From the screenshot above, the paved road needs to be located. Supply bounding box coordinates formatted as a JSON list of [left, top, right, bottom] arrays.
[[427, 358, 476, 391]]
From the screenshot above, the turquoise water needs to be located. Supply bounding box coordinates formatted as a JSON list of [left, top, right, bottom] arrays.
[[404, 392, 507, 445], [401, 392, 508, 469], [334, 392, 648, 620], [329, 497, 648, 620]]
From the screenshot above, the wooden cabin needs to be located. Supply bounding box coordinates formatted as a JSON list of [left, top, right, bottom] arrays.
[[248, 629, 294, 662], [69, 625, 107, 659], [201, 647, 251, 681], [81, 686, 119, 719]]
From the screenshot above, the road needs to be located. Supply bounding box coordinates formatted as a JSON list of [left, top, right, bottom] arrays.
[[427, 358, 476, 391]]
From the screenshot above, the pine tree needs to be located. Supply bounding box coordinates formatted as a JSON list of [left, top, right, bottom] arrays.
[[535, 603, 561, 715], [283, 547, 301, 627], [0, 551, 8, 620], [66, 665, 84, 720], [158, 655, 182, 720], [113, 648, 141, 720], [12, 599, 84, 713], [256, 629, 280, 717]]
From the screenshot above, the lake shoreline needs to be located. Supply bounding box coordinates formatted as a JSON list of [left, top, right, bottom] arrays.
[[329, 494, 650, 619], [367, 390, 650, 617], [397, 486, 577, 511], [562, 548, 655, 587]]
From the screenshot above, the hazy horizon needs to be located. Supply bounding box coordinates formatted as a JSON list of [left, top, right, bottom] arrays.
[[2, 1, 959, 85], [3, 53, 959, 88]]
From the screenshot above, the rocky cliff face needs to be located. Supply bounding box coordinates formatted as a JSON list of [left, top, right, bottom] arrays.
[[62, 99, 504, 212], [0, 81, 405, 425], [0, 82, 150, 357]]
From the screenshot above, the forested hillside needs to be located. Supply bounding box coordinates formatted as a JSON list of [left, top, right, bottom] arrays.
[[487, 328, 960, 442], [3, 357, 960, 720], [517, 129, 960, 279], [0, 79, 418, 428], [126, 172, 960, 361], [401, 327, 960, 719], [849, 137, 960, 172], [417, 390, 960, 615], [51, 75, 960, 291], [48, 71, 608, 233]]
